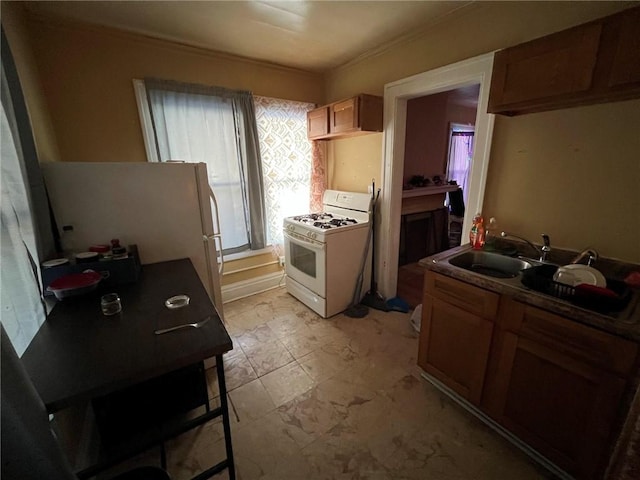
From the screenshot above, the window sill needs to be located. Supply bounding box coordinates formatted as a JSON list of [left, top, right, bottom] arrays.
[[224, 246, 276, 262]]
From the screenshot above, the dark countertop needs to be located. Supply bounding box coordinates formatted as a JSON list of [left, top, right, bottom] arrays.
[[22, 258, 233, 412], [419, 244, 640, 342]]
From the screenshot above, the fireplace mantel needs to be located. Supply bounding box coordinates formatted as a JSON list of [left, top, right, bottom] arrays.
[[401, 185, 458, 216], [402, 185, 459, 198]]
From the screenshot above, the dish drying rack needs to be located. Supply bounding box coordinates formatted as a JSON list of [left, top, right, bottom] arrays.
[[520, 265, 632, 314]]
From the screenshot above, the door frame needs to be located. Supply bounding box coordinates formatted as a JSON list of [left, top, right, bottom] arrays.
[[379, 52, 496, 298]]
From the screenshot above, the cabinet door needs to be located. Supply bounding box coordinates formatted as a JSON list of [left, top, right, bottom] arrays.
[[607, 7, 640, 87], [489, 22, 601, 113], [307, 106, 329, 139], [484, 300, 636, 479], [486, 332, 625, 479], [330, 97, 359, 134], [418, 294, 493, 405]]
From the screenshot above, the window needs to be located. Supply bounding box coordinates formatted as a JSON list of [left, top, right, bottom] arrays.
[[446, 124, 475, 208], [135, 80, 314, 255], [139, 80, 266, 254]]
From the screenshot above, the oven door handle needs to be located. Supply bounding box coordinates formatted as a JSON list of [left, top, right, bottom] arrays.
[[283, 232, 326, 251]]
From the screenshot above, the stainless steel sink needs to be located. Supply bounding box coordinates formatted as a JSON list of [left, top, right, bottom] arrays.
[[447, 251, 533, 278]]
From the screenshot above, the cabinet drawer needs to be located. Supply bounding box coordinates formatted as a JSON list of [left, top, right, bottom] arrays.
[[424, 271, 499, 320], [502, 298, 638, 377]]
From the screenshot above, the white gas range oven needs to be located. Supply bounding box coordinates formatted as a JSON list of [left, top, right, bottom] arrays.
[[283, 190, 372, 318]]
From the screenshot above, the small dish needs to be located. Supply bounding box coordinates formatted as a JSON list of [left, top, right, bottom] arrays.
[[553, 264, 606, 288], [42, 258, 69, 268], [165, 295, 190, 309], [75, 251, 99, 263]]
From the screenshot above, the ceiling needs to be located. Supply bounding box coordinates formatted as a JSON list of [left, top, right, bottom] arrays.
[[23, 1, 475, 72]]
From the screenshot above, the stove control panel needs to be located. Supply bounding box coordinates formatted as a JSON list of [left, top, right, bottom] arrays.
[[284, 222, 319, 240]]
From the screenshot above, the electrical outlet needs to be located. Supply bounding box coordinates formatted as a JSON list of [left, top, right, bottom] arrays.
[[279, 256, 285, 267], [367, 185, 373, 194]]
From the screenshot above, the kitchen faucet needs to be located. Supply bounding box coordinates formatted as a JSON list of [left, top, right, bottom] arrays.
[[500, 232, 551, 262], [571, 248, 599, 266]]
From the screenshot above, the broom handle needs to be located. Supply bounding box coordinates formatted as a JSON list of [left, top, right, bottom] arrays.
[[370, 187, 380, 292]]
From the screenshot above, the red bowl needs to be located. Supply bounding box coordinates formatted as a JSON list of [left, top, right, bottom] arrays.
[[47, 270, 103, 300]]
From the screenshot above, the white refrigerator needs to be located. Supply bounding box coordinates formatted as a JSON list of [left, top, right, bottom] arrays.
[[41, 162, 224, 317]]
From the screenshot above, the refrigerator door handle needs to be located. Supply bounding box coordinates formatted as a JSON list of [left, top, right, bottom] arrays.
[[214, 235, 224, 275], [207, 186, 224, 275], [204, 234, 224, 275], [209, 186, 222, 237]]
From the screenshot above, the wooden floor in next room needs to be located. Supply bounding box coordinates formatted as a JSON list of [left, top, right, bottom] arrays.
[[397, 262, 427, 309]]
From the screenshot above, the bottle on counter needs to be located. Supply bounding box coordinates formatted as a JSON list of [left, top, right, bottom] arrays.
[[110, 239, 128, 259], [469, 213, 485, 250]]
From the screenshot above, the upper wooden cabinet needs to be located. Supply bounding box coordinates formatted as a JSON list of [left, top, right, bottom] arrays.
[[307, 94, 383, 140], [488, 6, 640, 115], [307, 106, 329, 139]]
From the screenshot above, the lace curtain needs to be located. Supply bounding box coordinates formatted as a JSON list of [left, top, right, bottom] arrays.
[[253, 96, 318, 249]]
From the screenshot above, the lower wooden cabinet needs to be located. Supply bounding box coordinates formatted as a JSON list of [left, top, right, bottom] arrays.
[[419, 272, 498, 405], [418, 295, 493, 404], [419, 272, 638, 480], [483, 298, 637, 479]]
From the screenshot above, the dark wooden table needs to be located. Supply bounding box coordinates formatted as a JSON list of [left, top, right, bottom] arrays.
[[22, 258, 235, 480]]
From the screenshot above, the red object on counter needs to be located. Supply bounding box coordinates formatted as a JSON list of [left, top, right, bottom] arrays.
[[470, 213, 485, 250], [47, 271, 102, 300], [574, 283, 620, 299], [110, 238, 127, 255], [624, 271, 640, 287], [89, 245, 110, 253]]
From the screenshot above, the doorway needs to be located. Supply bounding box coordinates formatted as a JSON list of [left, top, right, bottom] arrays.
[[396, 88, 480, 307], [378, 53, 496, 299]]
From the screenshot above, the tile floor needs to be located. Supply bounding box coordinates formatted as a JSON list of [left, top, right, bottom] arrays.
[[103, 287, 554, 480]]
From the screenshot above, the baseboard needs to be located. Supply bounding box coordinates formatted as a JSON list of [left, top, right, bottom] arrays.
[[221, 271, 285, 304]]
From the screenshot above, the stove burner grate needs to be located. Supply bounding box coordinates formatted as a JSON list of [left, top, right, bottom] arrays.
[[293, 213, 333, 222], [290, 212, 359, 230], [329, 217, 357, 226]]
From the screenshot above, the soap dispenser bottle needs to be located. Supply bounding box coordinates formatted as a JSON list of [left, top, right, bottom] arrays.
[[469, 213, 485, 250]]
